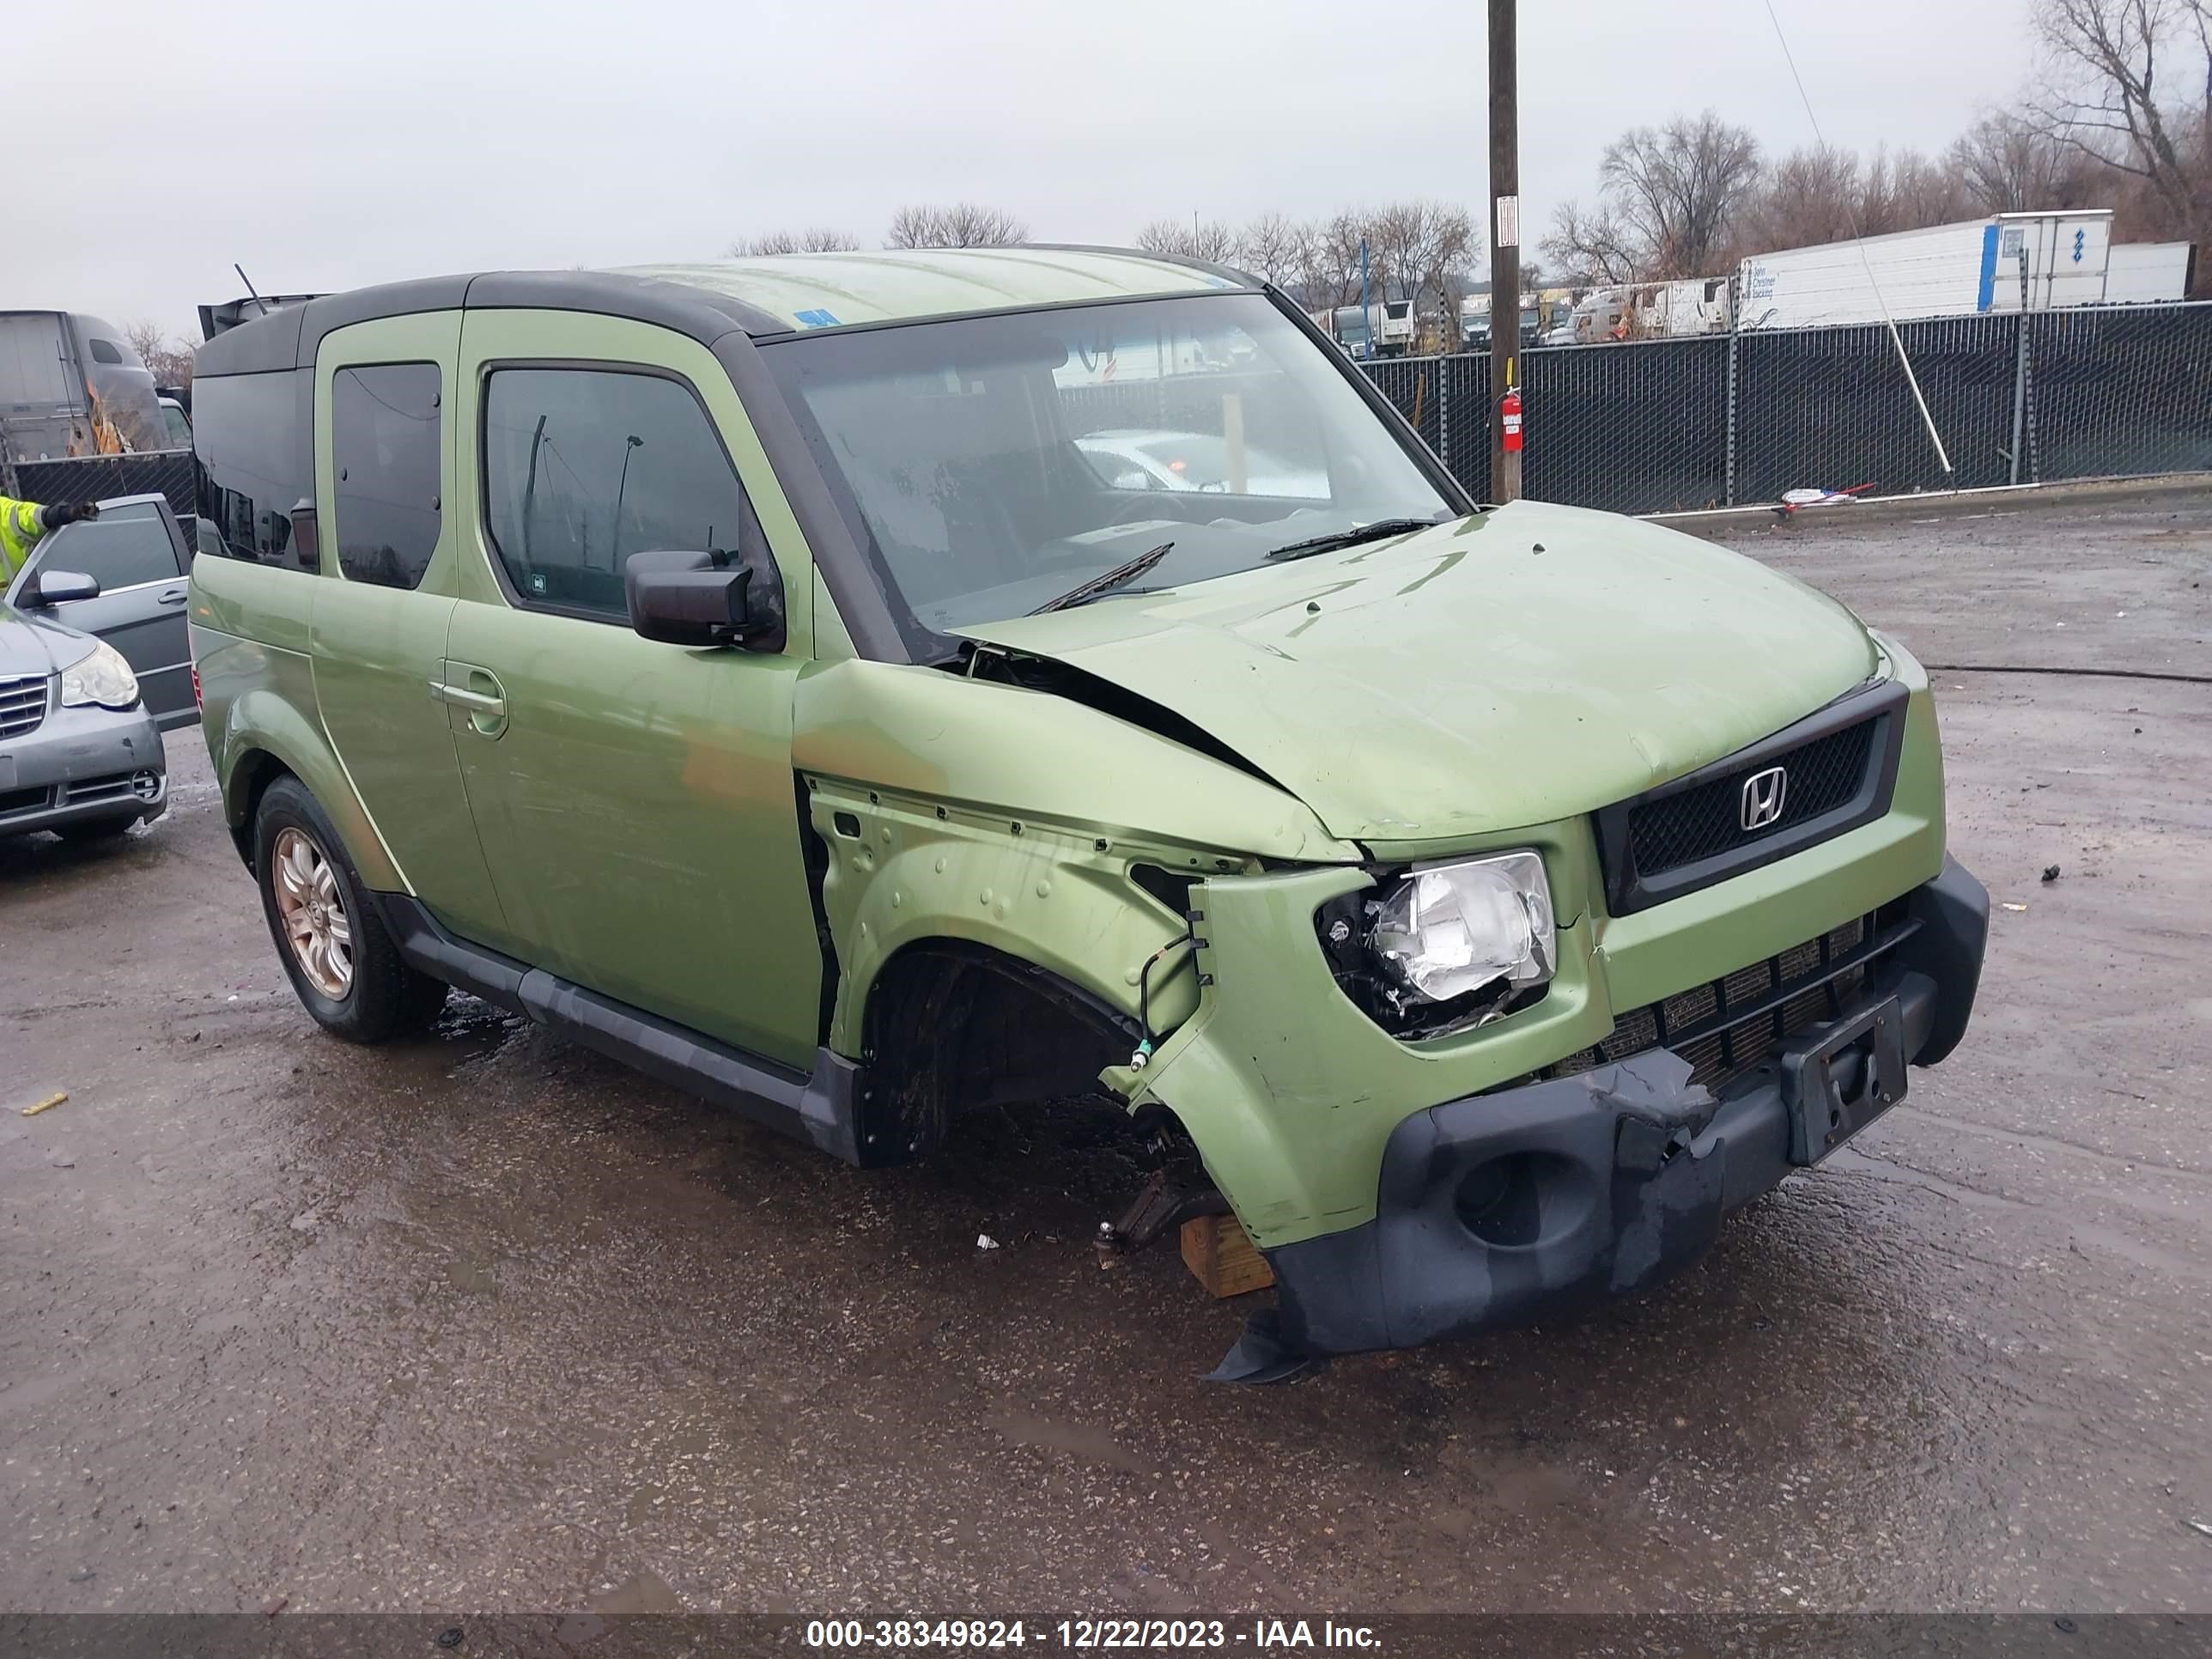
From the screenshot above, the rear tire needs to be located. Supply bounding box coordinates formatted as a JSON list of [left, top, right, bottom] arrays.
[[253, 776, 447, 1043]]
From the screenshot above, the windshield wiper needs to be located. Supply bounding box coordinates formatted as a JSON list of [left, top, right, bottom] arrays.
[[1263, 517, 1443, 562], [1029, 541, 1175, 615]]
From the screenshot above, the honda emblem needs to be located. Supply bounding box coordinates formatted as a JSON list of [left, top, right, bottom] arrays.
[[1740, 766, 1788, 831]]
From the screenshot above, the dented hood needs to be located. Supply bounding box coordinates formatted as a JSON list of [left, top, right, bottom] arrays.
[[957, 501, 1881, 846]]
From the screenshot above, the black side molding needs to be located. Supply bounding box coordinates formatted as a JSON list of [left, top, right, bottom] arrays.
[[375, 894, 863, 1164]]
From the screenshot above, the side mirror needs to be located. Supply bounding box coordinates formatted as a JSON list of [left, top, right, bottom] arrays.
[[27, 568, 100, 607], [624, 548, 785, 653]]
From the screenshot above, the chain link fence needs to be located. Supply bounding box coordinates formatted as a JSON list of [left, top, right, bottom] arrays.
[[1357, 300, 2212, 514], [3, 451, 196, 520]]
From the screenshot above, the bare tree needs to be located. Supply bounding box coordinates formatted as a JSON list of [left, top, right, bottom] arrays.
[[885, 202, 1028, 248], [1299, 211, 1376, 309], [1232, 213, 1307, 285], [1586, 112, 1764, 278], [1948, 112, 2096, 210], [1136, 216, 1241, 263], [2030, 0, 2203, 222], [125, 319, 195, 388], [1364, 200, 1480, 319], [1540, 200, 1639, 284], [1737, 143, 1969, 251], [728, 228, 862, 256]]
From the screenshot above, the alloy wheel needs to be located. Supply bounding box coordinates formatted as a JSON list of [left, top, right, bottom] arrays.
[[271, 827, 354, 999]]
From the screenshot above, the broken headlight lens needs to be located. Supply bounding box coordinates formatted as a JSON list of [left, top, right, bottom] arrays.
[[1370, 852, 1555, 1006], [58, 641, 140, 712]]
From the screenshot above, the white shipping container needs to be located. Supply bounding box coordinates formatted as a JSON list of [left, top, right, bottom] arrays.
[[1737, 211, 2115, 330], [2104, 241, 2197, 304]]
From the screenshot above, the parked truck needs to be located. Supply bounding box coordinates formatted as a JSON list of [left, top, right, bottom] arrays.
[[1736, 210, 2125, 331], [1325, 300, 1416, 358], [0, 310, 168, 462]]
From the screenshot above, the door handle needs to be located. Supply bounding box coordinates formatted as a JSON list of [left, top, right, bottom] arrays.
[[428, 681, 505, 715], [156, 589, 189, 605], [430, 664, 509, 738]]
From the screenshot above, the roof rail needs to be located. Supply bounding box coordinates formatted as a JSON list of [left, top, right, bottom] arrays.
[[1017, 242, 1260, 291]]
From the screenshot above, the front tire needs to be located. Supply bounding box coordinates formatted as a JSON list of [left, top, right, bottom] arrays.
[[253, 776, 447, 1043]]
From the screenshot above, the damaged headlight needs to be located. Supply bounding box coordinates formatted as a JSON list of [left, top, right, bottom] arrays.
[[58, 641, 139, 712], [1318, 851, 1556, 1039], [1373, 853, 1555, 1002]]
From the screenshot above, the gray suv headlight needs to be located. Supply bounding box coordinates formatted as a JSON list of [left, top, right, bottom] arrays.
[[1371, 851, 1556, 1004], [59, 641, 141, 711]]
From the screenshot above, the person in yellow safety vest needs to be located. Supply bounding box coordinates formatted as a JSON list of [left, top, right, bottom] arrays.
[[0, 497, 100, 584]]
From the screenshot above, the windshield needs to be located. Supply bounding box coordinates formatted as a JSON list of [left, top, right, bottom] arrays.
[[764, 294, 1455, 648]]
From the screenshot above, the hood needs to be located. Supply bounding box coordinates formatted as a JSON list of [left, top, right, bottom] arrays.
[[958, 500, 1880, 846], [0, 603, 97, 678]]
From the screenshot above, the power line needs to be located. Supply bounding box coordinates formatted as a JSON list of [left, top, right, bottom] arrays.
[[1759, 0, 1954, 481]]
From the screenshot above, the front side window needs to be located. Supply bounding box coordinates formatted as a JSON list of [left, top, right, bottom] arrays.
[[30, 501, 184, 592], [763, 292, 1455, 652], [331, 362, 441, 591], [481, 367, 747, 620], [88, 337, 125, 366]]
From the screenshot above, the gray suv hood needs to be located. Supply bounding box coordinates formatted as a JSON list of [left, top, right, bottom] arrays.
[[0, 602, 95, 677]]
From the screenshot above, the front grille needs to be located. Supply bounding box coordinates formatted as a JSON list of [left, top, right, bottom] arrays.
[[0, 675, 48, 738], [1628, 718, 1876, 875], [62, 771, 159, 806], [1593, 678, 1908, 915], [1534, 899, 1914, 1096]]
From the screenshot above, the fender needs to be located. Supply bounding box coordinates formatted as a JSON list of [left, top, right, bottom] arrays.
[[196, 627, 406, 892], [807, 780, 1207, 1057]]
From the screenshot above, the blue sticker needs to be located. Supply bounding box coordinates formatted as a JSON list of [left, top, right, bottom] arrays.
[[793, 307, 842, 328], [529, 571, 547, 594]]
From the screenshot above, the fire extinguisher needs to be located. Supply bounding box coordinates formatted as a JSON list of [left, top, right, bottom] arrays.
[[1500, 386, 1523, 453]]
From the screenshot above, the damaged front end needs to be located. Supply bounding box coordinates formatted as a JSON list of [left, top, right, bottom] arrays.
[[1123, 851, 1989, 1371]]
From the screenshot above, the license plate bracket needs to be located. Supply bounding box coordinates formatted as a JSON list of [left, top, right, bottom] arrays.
[[1780, 995, 1907, 1164]]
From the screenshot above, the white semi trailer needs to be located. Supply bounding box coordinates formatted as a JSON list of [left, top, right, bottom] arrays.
[[1736, 210, 2129, 330]]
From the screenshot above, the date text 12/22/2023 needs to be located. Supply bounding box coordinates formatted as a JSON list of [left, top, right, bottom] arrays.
[[804, 1621, 1382, 1650]]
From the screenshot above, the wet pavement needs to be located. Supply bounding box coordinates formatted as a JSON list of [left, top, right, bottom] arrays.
[[3, 490, 2208, 1615]]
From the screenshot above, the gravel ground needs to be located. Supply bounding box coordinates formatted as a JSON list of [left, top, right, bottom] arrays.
[[3, 489, 2207, 1618]]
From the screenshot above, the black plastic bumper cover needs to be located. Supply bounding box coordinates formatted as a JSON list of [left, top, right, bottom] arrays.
[[1256, 856, 1990, 1360]]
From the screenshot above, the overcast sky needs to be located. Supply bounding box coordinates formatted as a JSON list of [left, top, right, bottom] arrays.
[[10, 0, 2038, 339]]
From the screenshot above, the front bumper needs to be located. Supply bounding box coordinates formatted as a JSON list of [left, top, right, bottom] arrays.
[[1261, 855, 1988, 1356], [0, 697, 168, 838]]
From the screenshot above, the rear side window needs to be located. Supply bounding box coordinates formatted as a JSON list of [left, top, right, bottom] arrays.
[[331, 362, 441, 591], [33, 501, 185, 591], [192, 370, 318, 570], [481, 367, 746, 620]]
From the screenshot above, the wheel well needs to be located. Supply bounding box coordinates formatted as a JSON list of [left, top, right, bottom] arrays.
[[857, 941, 1141, 1164], [226, 750, 294, 869]]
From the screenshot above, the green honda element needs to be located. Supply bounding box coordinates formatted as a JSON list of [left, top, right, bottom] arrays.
[[187, 248, 1986, 1368]]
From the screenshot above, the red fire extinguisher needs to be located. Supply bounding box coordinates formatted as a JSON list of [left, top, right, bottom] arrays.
[[1500, 386, 1523, 453]]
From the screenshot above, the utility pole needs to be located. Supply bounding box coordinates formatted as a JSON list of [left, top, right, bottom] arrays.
[[1487, 0, 1522, 502], [1358, 238, 1373, 361]]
